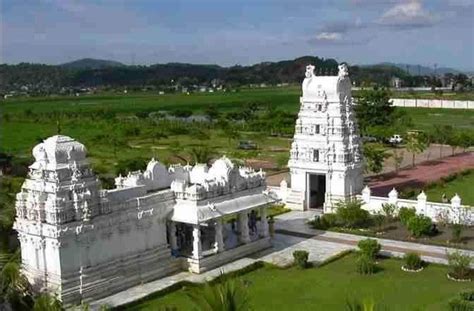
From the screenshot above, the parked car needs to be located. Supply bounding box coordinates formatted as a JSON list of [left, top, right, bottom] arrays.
[[238, 140, 257, 150], [389, 134, 403, 145]]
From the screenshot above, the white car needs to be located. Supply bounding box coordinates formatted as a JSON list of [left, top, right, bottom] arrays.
[[389, 134, 403, 145]]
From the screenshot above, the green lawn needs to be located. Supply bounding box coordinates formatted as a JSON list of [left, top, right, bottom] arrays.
[[422, 170, 474, 206], [398, 107, 474, 131], [124, 253, 471, 311]]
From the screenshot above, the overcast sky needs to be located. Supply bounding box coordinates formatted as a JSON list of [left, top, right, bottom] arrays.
[[1, 0, 473, 70]]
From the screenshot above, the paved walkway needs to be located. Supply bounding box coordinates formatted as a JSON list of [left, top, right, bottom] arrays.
[[369, 151, 474, 196], [274, 211, 474, 265], [91, 211, 473, 309]]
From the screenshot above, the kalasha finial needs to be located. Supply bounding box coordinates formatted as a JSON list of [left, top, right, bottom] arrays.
[[305, 64, 315, 78], [338, 63, 349, 78]]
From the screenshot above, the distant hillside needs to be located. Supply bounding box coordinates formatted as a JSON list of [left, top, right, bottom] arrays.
[[61, 58, 125, 70], [3, 56, 463, 94], [374, 62, 462, 76]]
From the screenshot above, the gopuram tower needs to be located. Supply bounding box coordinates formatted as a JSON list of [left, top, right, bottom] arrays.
[[286, 64, 364, 212]]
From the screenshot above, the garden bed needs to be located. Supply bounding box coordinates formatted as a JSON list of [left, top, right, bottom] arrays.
[[331, 220, 474, 250]]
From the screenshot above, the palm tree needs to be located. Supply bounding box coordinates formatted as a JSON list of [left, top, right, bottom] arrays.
[[32, 293, 63, 311], [345, 298, 377, 311], [190, 146, 214, 165], [0, 261, 33, 310], [187, 277, 251, 311]]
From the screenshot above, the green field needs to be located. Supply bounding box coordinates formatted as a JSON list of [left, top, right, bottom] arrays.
[[123, 253, 471, 311], [1, 89, 473, 180]]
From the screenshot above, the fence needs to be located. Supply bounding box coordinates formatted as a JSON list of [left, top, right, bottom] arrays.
[[359, 186, 474, 226], [390, 98, 474, 109]]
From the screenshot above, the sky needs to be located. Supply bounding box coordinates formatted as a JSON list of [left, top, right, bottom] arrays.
[[1, 0, 474, 70]]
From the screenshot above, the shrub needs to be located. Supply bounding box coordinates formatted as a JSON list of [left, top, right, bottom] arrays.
[[452, 224, 463, 243], [447, 251, 472, 280], [293, 250, 309, 269], [357, 239, 381, 259], [356, 254, 376, 275], [398, 207, 416, 226], [372, 214, 386, 231], [309, 214, 338, 230], [335, 200, 371, 229], [403, 252, 423, 270], [407, 215, 433, 237], [449, 291, 474, 311], [448, 298, 474, 311], [460, 291, 474, 302], [381, 203, 396, 222]]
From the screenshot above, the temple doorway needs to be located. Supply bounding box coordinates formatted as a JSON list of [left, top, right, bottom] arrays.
[[307, 173, 326, 209]]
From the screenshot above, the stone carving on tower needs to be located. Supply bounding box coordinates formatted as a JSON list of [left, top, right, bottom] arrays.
[[286, 64, 364, 211]]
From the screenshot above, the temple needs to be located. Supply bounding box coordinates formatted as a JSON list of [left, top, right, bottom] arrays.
[[14, 136, 273, 304], [286, 64, 364, 211], [13, 63, 365, 306]]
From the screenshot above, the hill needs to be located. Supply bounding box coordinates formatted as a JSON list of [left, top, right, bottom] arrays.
[[374, 62, 462, 76], [1, 56, 457, 94], [61, 58, 125, 70]]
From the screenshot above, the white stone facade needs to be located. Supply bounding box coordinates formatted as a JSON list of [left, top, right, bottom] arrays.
[[287, 64, 364, 211], [14, 136, 273, 305]]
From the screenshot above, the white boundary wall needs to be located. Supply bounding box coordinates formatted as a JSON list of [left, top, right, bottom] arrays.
[[390, 98, 474, 109], [268, 182, 474, 226], [359, 186, 473, 225]]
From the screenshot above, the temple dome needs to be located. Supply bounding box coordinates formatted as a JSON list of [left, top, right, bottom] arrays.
[[208, 156, 234, 179], [32, 135, 87, 166]]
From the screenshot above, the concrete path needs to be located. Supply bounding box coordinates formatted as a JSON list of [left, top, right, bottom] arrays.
[[90, 211, 473, 309], [275, 211, 474, 265]]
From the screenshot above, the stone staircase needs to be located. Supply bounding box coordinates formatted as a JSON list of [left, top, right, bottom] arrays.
[[285, 189, 305, 210]]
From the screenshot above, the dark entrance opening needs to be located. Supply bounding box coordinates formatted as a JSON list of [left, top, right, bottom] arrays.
[[308, 174, 326, 209]]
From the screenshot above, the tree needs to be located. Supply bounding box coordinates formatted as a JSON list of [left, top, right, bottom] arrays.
[[222, 126, 240, 147], [405, 132, 429, 167], [151, 129, 168, 145], [354, 88, 394, 135], [190, 146, 214, 165], [32, 293, 63, 311], [187, 277, 251, 311], [362, 143, 390, 174], [0, 261, 33, 310], [205, 105, 220, 121], [391, 149, 404, 172], [432, 125, 453, 158]]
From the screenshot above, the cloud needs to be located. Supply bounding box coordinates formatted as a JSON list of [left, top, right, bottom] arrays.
[[316, 32, 343, 41], [378, 0, 438, 28]]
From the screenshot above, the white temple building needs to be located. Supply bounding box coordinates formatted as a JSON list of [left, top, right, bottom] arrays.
[[286, 64, 364, 211], [14, 136, 273, 304]]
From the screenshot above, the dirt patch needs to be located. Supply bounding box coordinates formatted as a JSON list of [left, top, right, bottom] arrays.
[[369, 152, 474, 196]]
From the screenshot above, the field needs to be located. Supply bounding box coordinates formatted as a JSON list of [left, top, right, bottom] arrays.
[[122, 253, 471, 311], [2, 89, 474, 176]]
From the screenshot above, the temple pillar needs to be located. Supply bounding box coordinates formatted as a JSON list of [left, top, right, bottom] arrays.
[[238, 212, 250, 244], [260, 207, 269, 237], [214, 219, 225, 253], [192, 225, 202, 259], [169, 222, 178, 250]]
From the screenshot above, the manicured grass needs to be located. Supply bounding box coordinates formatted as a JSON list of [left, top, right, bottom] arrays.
[[422, 170, 474, 206], [124, 253, 471, 311]]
